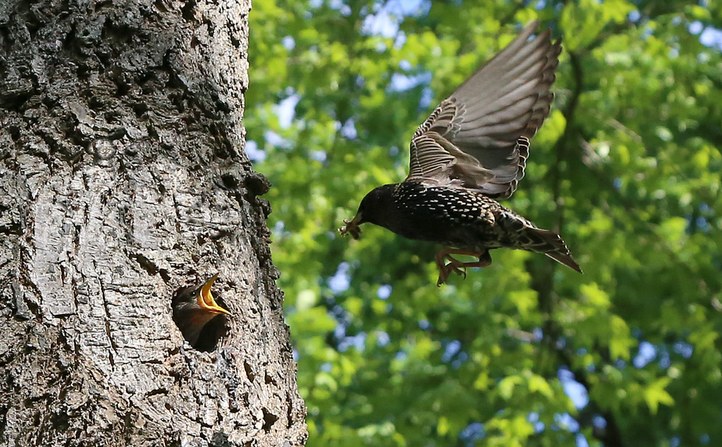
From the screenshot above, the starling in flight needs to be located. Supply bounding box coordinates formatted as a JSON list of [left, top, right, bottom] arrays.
[[172, 274, 231, 346], [340, 22, 581, 285]]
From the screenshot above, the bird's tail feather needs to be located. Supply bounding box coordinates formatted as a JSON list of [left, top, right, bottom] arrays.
[[524, 228, 582, 273]]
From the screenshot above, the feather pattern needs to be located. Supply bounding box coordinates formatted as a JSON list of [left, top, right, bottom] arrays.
[[407, 21, 561, 198]]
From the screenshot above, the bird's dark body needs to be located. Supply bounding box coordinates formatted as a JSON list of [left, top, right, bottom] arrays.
[[361, 182, 560, 256]]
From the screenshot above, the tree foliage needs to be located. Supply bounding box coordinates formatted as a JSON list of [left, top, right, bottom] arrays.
[[247, 1, 722, 445]]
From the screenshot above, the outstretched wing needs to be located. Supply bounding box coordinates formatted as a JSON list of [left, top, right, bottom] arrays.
[[407, 21, 561, 198]]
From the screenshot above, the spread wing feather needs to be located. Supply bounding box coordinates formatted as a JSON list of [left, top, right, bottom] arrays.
[[407, 21, 561, 198]]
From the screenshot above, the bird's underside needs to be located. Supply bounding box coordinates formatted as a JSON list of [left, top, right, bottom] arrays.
[[339, 21, 581, 285]]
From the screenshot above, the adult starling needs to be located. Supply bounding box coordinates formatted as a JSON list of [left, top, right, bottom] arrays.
[[172, 274, 231, 346], [339, 21, 581, 286]]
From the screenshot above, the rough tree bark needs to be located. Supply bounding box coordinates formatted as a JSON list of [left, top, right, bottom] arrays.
[[0, 0, 307, 445]]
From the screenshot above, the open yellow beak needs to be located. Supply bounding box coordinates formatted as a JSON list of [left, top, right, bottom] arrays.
[[197, 274, 231, 315]]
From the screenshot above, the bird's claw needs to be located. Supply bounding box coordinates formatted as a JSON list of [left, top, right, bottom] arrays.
[[447, 262, 467, 278], [435, 249, 492, 286], [436, 262, 467, 286]]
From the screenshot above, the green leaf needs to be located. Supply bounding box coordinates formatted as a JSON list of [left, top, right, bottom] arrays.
[[644, 378, 675, 414]]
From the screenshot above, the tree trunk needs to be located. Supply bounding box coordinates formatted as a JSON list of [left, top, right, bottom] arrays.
[[0, 0, 307, 445]]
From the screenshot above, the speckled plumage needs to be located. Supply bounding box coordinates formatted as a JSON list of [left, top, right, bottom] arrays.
[[339, 22, 581, 285]]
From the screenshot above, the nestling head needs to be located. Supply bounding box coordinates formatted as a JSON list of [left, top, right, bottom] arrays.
[[339, 184, 396, 239]]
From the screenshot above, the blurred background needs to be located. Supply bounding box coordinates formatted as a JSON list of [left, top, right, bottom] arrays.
[[246, 1, 722, 445]]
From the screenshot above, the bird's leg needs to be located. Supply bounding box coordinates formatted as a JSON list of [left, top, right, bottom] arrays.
[[435, 251, 465, 286], [435, 248, 492, 286], [449, 249, 492, 269]]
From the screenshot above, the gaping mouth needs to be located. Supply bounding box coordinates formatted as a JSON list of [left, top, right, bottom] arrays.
[[198, 274, 231, 315], [339, 216, 362, 239]]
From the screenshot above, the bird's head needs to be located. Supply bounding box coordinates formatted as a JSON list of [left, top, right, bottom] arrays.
[[339, 184, 396, 239], [172, 274, 231, 347]]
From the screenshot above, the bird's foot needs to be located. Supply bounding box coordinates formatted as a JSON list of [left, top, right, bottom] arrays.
[[434, 248, 492, 286], [437, 261, 467, 286]]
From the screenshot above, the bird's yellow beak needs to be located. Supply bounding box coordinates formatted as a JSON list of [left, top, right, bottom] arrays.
[[339, 213, 363, 239], [197, 274, 231, 315]]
